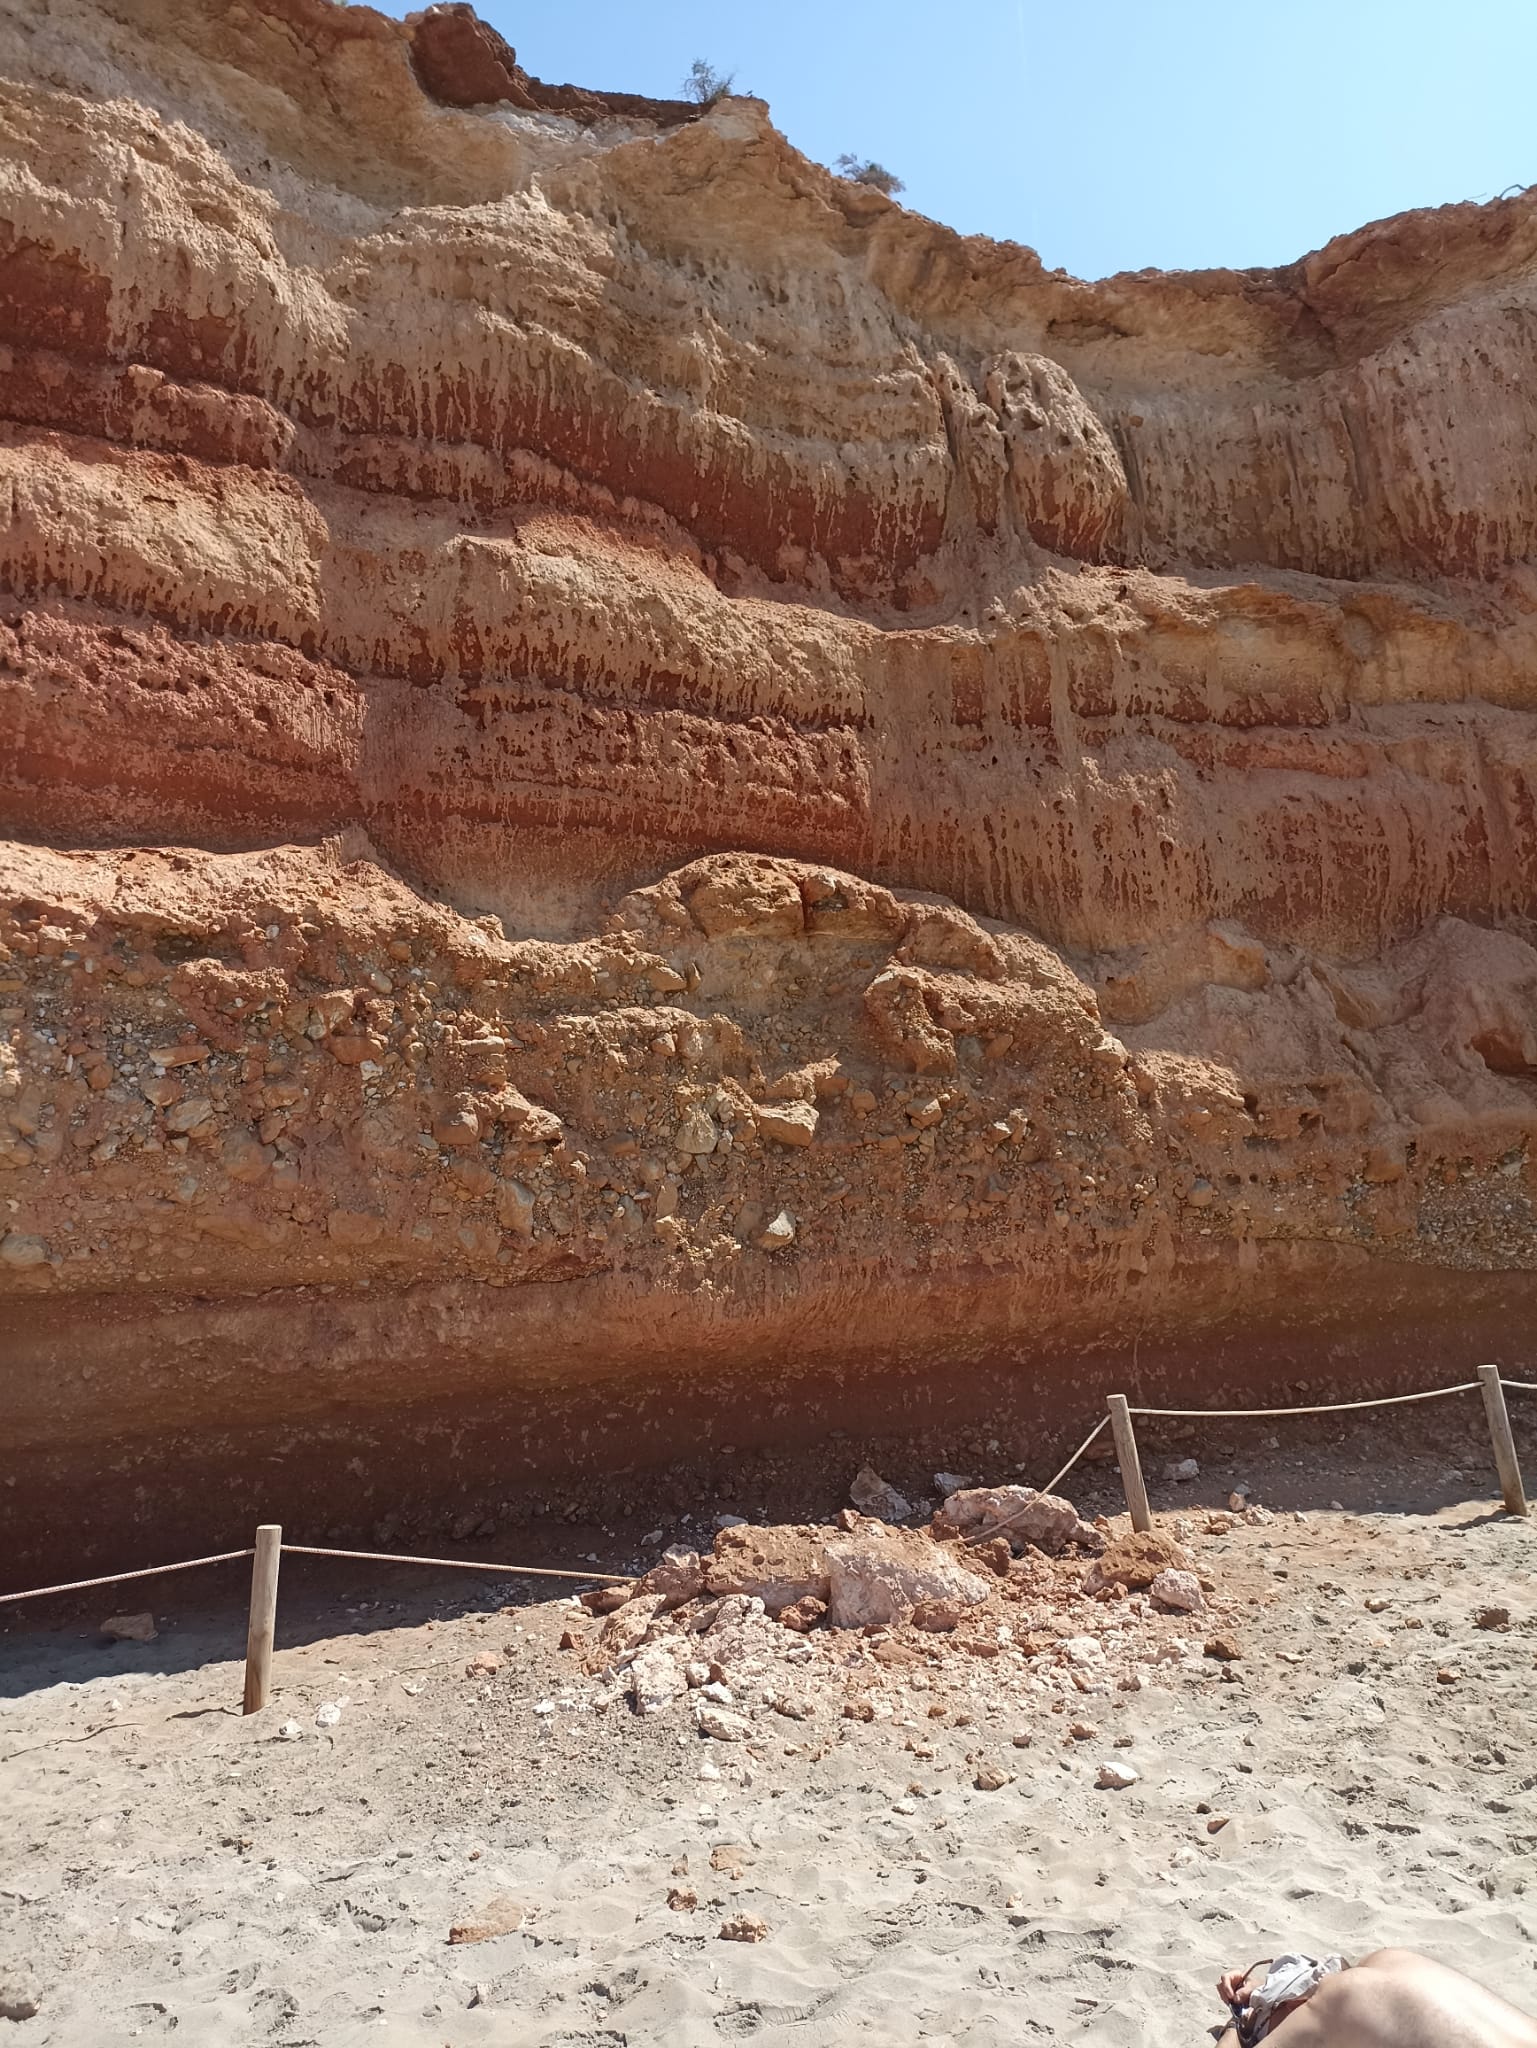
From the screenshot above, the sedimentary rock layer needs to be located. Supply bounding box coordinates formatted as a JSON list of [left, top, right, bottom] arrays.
[[3, 0, 1537, 1575]]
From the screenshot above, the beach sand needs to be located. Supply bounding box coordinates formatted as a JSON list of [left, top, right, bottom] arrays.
[[4, 1423, 1536, 2045]]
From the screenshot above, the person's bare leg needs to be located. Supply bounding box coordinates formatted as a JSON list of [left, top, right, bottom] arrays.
[[1349, 1950, 1537, 2048], [1243, 1970, 1463, 2047], [1214, 1951, 1537, 2048]]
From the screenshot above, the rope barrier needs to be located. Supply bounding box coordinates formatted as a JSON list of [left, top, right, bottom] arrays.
[[1128, 1382, 1480, 1419], [279, 1544, 634, 1585], [1039, 1415, 1110, 1497], [1039, 1415, 1111, 1497], [0, 1549, 253, 1607], [0, 1542, 634, 1614], [2, 1367, 1523, 1693], [1104, 1367, 1529, 1531]]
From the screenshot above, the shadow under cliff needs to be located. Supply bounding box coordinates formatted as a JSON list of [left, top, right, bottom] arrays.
[[7, 1247, 1536, 1587]]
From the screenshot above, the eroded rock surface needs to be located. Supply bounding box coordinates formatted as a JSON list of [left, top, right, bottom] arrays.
[[4, 0, 1537, 1575]]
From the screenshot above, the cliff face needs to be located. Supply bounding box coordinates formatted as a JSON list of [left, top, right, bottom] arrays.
[[5, 0, 1537, 1576]]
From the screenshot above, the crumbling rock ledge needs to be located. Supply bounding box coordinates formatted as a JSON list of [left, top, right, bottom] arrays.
[[3, 0, 1537, 1577], [405, 3, 701, 127]]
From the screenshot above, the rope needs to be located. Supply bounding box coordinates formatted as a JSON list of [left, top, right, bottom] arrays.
[[962, 1416, 1110, 1548], [1039, 1415, 1110, 1497], [0, 1549, 253, 1607], [279, 1544, 634, 1585], [0, 1542, 635, 1612], [1128, 1382, 1480, 1419], [0, 1370, 1512, 1610]]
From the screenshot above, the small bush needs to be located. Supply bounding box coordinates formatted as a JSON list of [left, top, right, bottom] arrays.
[[835, 155, 905, 197], [683, 59, 733, 106]]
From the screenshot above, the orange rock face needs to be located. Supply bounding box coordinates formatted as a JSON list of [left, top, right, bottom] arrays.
[[3, 0, 1537, 1575]]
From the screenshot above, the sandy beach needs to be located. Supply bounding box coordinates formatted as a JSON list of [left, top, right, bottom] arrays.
[[4, 1412, 1536, 2045]]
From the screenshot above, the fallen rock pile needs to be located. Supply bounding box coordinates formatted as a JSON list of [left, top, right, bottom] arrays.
[[539, 1482, 1244, 1746]]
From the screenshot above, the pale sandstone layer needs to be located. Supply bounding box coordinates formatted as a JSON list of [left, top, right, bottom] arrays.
[[3, 0, 1537, 1575]]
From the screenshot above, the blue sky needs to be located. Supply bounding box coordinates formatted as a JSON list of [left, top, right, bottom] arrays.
[[392, 0, 1537, 279]]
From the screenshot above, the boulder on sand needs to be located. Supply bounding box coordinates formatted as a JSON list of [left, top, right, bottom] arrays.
[[100, 1612, 158, 1643], [630, 1642, 686, 1715], [849, 1465, 913, 1522], [1083, 1529, 1192, 1595], [600, 1593, 664, 1658], [824, 1528, 992, 1629], [1149, 1567, 1204, 1614], [934, 1486, 1102, 1555], [637, 1546, 704, 1609], [705, 1525, 829, 1614]]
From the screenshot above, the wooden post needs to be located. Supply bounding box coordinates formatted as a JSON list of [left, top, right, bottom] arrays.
[[1108, 1394, 1152, 1533], [1479, 1365, 1528, 1518], [243, 1524, 282, 1714]]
